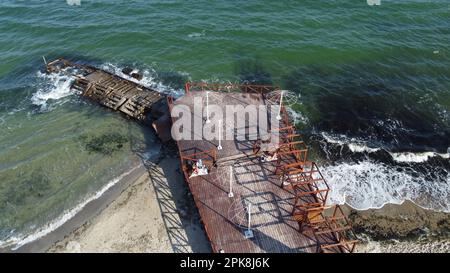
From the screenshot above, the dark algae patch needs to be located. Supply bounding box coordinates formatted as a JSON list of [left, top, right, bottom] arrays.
[[1, 168, 51, 209], [80, 132, 129, 156]]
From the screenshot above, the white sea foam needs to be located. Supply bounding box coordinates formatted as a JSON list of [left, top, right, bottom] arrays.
[[321, 132, 450, 163], [321, 132, 380, 153], [390, 152, 450, 163], [31, 62, 188, 112], [322, 160, 450, 212], [32, 71, 75, 110], [0, 164, 141, 250], [187, 30, 205, 38], [286, 107, 309, 125], [100, 63, 186, 98]]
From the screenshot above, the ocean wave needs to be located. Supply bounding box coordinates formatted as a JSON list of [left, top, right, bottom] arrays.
[[390, 152, 450, 163], [320, 132, 450, 163], [286, 107, 309, 125], [31, 70, 76, 111], [322, 160, 450, 213], [0, 165, 141, 250], [100, 63, 186, 98], [187, 30, 206, 38]]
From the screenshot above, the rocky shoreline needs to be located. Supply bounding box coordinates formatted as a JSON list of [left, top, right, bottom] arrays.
[[347, 201, 450, 253]]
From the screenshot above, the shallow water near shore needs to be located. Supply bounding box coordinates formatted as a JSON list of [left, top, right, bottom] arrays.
[[0, 0, 449, 249]]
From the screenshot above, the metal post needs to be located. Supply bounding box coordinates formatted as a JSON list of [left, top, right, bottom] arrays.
[[217, 119, 223, 150], [42, 56, 47, 65], [206, 91, 211, 123], [276, 90, 283, 120], [244, 203, 254, 238], [228, 165, 234, 198], [248, 203, 251, 229]]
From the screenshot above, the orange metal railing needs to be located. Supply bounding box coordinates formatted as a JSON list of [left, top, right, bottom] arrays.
[[185, 82, 279, 95]]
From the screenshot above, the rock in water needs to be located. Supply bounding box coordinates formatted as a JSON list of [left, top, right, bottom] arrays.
[[131, 72, 143, 80], [122, 67, 133, 76]]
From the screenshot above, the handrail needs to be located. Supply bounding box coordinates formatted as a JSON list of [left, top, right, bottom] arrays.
[[185, 82, 279, 95]]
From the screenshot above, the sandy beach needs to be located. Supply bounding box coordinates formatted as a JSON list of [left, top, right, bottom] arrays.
[[47, 153, 211, 253]]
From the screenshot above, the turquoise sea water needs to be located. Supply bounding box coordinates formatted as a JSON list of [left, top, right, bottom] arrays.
[[0, 0, 449, 248]]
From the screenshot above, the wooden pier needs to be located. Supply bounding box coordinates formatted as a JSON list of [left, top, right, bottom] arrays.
[[168, 83, 358, 253], [45, 59, 357, 253], [45, 58, 171, 140]]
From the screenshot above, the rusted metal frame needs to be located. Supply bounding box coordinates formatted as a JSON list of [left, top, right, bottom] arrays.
[[296, 188, 330, 198], [294, 149, 309, 163], [293, 204, 328, 216], [315, 225, 353, 252], [186, 82, 278, 95], [309, 215, 347, 225], [276, 154, 308, 181], [289, 177, 324, 189], [311, 162, 331, 204], [279, 160, 311, 172], [293, 202, 326, 211], [277, 141, 307, 155], [281, 105, 291, 127], [252, 139, 262, 155], [293, 210, 324, 233], [289, 162, 329, 205], [312, 214, 356, 253], [270, 126, 295, 144], [329, 205, 355, 237], [291, 188, 326, 214], [292, 204, 328, 233], [270, 125, 295, 133], [314, 225, 352, 236], [320, 240, 359, 252], [180, 149, 217, 178], [277, 149, 308, 158]]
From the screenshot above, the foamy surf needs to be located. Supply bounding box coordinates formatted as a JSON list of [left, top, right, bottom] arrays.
[[322, 160, 450, 213], [187, 30, 206, 38], [32, 70, 76, 111], [320, 132, 450, 163], [100, 63, 186, 98], [390, 152, 450, 163], [32, 62, 188, 113], [0, 164, 141, 250]]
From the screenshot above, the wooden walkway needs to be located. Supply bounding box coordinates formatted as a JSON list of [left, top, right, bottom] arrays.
[[170, 91, 319, 253], [189, 156, 318, 252], [46, 58, 164, 121]]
